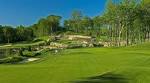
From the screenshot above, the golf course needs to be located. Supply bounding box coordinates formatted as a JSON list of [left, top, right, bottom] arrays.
[[0, 0, 149, 83], [0, 43, 149, 83]]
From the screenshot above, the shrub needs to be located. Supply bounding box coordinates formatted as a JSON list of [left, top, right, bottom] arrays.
[[0, 56, 24, 64], [65, 31, 74, 35], [18, 49, 23, 56], [28, 46, 32, 51], [38, 41, 46, 46], [23, 50, 41, 57], [40, 49, 50, 54], [93, 43, 104, 47], [67, 44, 83, 49], [32, 38, 43, 43]]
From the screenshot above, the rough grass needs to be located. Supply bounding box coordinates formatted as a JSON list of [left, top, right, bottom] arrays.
[[0, 43, 150, 83]]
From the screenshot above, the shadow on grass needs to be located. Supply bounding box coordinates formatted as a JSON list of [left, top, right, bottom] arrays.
[[72, 72, 129, 83]]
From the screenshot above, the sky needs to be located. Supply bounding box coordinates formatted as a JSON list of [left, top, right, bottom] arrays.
[[0, 0, 107, 27]]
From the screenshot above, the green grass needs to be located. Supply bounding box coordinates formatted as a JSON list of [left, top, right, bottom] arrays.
[[0, 41, 45, 49], [0, 43, 150, 83], [38, 36, 50, 41], [0, 36, 50, 49]]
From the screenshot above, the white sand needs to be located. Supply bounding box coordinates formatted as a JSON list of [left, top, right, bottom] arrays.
[[26, 58, 40, 62]]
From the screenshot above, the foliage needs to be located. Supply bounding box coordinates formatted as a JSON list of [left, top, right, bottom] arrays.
[[0, 15, 61, 44], [22, 50, 41, 57], [101, 0, 150, 46], [67, 43, 84, 49], [0, 56, 24, 64], [0, 25, 34, 44], [32, 38, 43, 43], [0, 0, 149, 47], [31, 15, 62, 37], [63, 0, 150, 46]]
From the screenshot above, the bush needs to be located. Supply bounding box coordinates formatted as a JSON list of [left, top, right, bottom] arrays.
[[93, 43, 104, 47], [67, 44, 83, 49], [58, 40, 73, 44], [23, 50, 41, 57], [40, 49, 50, 54], [28, 46, 32, 51], [0, 56, 24, 64], [32, 38, 43, 43], [38, 41, 46, 46], [65, 31, 74, 35], [18, 49, 23, 56]]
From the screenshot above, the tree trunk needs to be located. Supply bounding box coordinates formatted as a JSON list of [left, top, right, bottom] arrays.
[[7, 38, 10, 44], [126, 27, 129, 46], [118, 25, 124, 46]]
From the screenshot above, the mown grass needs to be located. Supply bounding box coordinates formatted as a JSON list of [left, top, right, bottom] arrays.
[[0, 36, 50, 49], [0, 41, 45, 49], [0, 43, 150, 83]]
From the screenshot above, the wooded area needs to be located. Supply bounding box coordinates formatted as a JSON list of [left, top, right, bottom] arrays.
[[0, 0, 149, 46]]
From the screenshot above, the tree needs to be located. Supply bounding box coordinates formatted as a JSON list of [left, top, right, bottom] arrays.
[[0, 25, 4, 43], [16, 25, 34, 41], [80, 16, 93, 34], [71, 10, 83, 33], [2, 26, 14, 43], [93, 16, 105, 37], [24, 27, 34, 41], [31, 24, 39, 37], [100, 0, 148, 46], [47, 15, 62, 33], [32, 15, 62, 37], [37, 18, 49, 36], [16, 25, 26, 41]]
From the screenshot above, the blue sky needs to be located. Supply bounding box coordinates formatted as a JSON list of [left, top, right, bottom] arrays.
[[0, 0, 106, 26]]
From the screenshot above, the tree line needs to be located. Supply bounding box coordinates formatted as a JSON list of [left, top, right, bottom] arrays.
[[0, 15, 62, 43], [64, 0, 150, 46], [0, 0, 149, 46], [0, 25, 33, 43], [104, 0, 150, 46]]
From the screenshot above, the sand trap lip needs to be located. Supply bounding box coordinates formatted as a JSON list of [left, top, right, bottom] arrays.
[[27, 58, 40, 62], [21, 58, 40, 63]]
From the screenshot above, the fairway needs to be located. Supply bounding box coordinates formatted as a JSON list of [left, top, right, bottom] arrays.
[[0, 0, 149, 83], [0, 43, 150, 83]]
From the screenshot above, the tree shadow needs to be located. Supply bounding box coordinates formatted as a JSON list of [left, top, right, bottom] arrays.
[[72, 72, 129, 83]]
